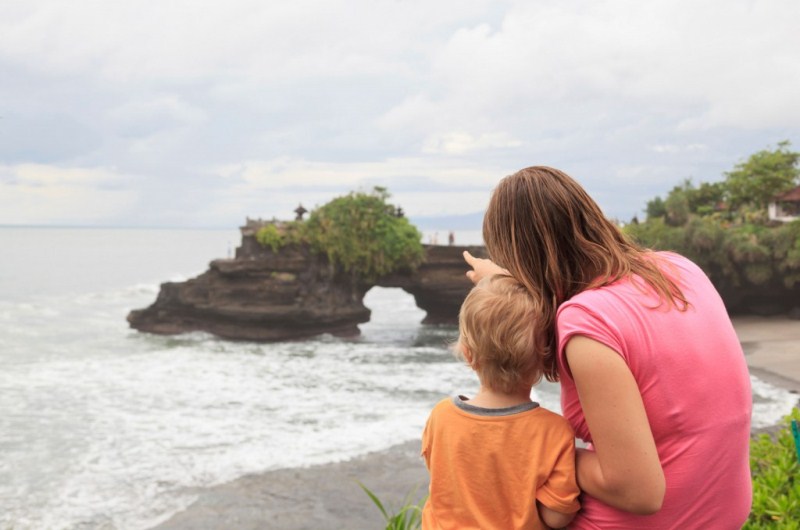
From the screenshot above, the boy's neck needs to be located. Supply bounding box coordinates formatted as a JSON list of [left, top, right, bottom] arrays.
[[465, 385, 533, 409]]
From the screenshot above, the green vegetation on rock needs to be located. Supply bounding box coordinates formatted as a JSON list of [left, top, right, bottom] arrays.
[[255, 187, 424, 281], [256, 220, 304, 252], [304, 187, 424, 281], [255, 223, 285, 252]]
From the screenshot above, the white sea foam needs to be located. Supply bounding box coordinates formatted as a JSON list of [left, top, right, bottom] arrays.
[[751, 375, 799, 429], [0, 285, 474, 529], [0, 229, 796, 530]]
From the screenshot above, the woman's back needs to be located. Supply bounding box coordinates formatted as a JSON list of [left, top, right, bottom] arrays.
[[557, 252, 752, 529]]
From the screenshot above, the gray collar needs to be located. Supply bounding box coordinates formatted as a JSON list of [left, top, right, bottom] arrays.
[[452, 395, 540, 416]]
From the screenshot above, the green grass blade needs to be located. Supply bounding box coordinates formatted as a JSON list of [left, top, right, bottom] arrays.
[[357, 481, 390, 520]]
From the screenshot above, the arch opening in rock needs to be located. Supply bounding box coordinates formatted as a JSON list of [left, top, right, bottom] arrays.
[[358, 287, 427, 338]]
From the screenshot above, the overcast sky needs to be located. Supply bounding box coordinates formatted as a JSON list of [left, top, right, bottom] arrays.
[[1, 0, 799, 228]]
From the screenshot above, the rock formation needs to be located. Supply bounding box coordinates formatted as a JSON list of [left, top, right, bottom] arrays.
[[127, 228, 487, 341], [128, 222, 800, 342]]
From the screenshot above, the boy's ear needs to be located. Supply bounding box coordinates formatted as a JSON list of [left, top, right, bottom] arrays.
[[461, 345, 478, 369]]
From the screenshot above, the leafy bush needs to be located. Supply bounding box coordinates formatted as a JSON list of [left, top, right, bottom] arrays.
[[303, 187, 424, 281], [625, 217, 800, 291], [255, 220, 305, 253], [255, 224, 285, 252], [253, 187, 423, 281], [629, 141, 800, 291], [745, 408, 800, 529]]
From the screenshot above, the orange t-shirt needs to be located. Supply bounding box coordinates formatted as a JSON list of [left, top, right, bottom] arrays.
[[421, 397, 580, 530]]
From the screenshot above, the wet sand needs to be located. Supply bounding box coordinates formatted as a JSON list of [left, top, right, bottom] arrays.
[[153, 316, 800, 530], [733, 315, 800, 394]]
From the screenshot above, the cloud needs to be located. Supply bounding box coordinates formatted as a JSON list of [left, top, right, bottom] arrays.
[[0, 0, 797, 227], [1, 163, 124, 187], [423, 131, 522, 155], [650, 144, 708, 155], [108, 96, 207, 137], [0, 163, 138, 224], [204, 155, 501, 220], [213, 156, 499, 189], [379, 0, 800, 134], [0, 0, 492, 82]]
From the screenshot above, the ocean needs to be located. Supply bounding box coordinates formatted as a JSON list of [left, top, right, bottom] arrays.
[[0, 227, 795, 530]]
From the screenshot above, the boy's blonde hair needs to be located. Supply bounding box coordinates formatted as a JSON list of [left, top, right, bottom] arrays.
[[456, 274, 547, 393]]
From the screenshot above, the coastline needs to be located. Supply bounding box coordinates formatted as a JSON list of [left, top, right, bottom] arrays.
[[152, 316, 800, 530], [733, 315, 800, 394]]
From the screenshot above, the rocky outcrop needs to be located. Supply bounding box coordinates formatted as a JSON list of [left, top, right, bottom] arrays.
[[128, 229, 800, 342], [127, 236, 488, 341]]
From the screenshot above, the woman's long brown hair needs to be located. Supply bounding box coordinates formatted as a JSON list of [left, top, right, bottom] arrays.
[[483, 166, 688, 381]]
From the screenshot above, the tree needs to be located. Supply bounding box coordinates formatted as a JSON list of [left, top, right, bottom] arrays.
[[645, 196, 667, 220], [663, 181, 691, 226], [688, 181, 726, 216], [724, 140, 800, 212], [645, 179, 726, 223], [626, 143, 800, 309], [303, 187, 425, 281]]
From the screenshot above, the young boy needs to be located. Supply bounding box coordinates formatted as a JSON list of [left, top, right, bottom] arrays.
[[421, 274, 580, 529]]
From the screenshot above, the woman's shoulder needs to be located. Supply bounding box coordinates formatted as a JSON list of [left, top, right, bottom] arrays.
[[649, 250, 710, 287], [560, 251, 704, 310], [650, 250, 701, 272]]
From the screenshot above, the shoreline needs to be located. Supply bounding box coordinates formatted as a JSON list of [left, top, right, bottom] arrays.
[[153, 440, 428, 530], [733, 315, 800, 395], [152, 316, 800, 530]]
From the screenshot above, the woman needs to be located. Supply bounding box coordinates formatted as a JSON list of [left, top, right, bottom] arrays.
[[464, 166, 752, 529]]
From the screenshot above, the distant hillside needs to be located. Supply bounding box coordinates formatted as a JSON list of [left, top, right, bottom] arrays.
[[409, 211, 483, 231]]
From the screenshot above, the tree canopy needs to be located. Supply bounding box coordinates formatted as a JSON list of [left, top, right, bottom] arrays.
[[626, 141, 800, 294], [257, 187, 424, 281], [642, 141, 799, 226], [725, 140, 800, 212]]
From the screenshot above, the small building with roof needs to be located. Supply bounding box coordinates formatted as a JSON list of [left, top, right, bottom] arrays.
[[768, 185, 800, 222]]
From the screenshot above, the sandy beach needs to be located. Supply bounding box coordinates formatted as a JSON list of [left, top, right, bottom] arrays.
[[154, 440, 428, 530], [153, 316, 800, 530]]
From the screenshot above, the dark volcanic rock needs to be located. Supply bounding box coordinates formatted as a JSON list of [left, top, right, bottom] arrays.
[[127, 237, 488, 341], [128, 245, 371, 341], [379, 245, 486, 324], [130, 225, 800, 342]]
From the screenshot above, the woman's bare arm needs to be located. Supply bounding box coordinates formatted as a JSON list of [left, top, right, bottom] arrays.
[[565, 335, 665, 514], [462, 251, 509, 284]]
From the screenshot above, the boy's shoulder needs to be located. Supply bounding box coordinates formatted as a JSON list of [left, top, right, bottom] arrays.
[[426, 399, 574, 441], [427, 396, 456, 418], [535, 405, 564, 418]]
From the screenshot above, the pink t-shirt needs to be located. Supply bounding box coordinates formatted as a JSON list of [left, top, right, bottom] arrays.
[[557, 252, 752, 529]]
